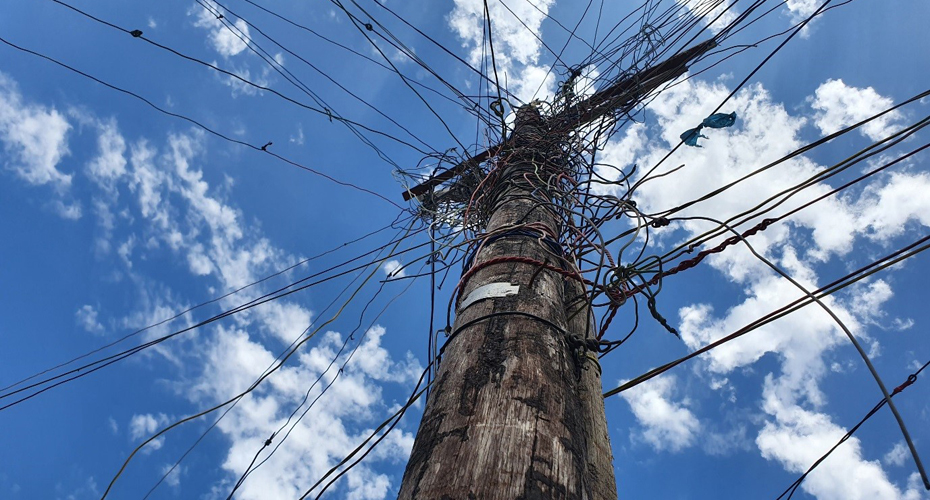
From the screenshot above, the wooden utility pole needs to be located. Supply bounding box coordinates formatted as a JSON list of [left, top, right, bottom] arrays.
[[400, 105, 605, 499], [399, 40, 716, 499]]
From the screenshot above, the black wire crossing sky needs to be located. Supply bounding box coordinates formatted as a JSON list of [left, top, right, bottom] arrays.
[[0, 0, 928, 498]]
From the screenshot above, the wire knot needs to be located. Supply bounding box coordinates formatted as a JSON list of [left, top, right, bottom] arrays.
[[364, 22, 373, 31], [567, 334, 602, 353], [651, 217, 670, 228], [130, 30, 143, 38]]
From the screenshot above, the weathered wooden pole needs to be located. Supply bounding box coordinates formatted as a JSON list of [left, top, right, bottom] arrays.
[[399, 39, 719, 499], [398, 106, 616, 499]]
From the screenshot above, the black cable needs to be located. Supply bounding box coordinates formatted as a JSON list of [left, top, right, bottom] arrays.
[[777, 359, 930, 499], [0, 35, 407, 209]]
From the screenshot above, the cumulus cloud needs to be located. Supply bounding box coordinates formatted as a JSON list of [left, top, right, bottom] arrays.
[[785, 0, 822, 23], [160, 464, 182, 488], [52, 114, 420, 497], [884, 442, 909, 468], [598, 74, 925, 496], [86, 118, 128, 187], [115, 129, 318, 350], [846, 279, 893, 325], [448, 0, 557, 101], [857, 171, 930, 240], [619, 374, 700, 452], [192, 1, 251, 58], [51, 200, 83, 220], [810, 79, 903, 141], [220, 64, 271, 97], [129, 413, 171, 452], [189, 325, 421, 499], [0, 72, 72, 189], [676, 0, 739, 34], [757, 377, 924, 500], [75, 305, 105, 335]]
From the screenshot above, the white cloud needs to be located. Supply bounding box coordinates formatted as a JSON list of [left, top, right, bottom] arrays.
[[785, 0, 821, 23], [160, 464, 183, 488], [119, 130, 320, 352], [0, 72, 72, 189], [858, 171, 930, 240], [847, 279, 893, 325], [757, 377, 924, 500], [186, 243, 215, 275], [448, 0, 557, 102], [86, 119, 127, 186], [891, 317, 914, 331], [619, 374, 700, 452], [810, 79, 903, 141], [220, 64, 271, 97], [258, 301, 313, 344], [129, 413, 171, 452], [51, 200, 83, 220], [127, 139, 172, 231], [192, 1, 251, 58], [188, 325, 420, 499], [117, 235, 136, 268], [676, 0, 739, 34], [290, 124, 305, 145], [0, 59, 420, 498], [383, 259, 406, 279], [75, 305, 104, 335], [61, 122, 419, 497], [884, 442, 909, 467], [119, 283, 193, 365], [598, 74, 926, 496], [58, 475, 100, 500]]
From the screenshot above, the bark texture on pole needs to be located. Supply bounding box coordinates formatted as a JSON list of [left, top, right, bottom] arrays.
[[565, 277, 617, 499], [399, 107, 616, 499]]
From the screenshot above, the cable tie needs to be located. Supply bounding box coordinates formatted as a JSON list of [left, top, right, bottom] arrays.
[[130, 30, 143, 38], [892, 374, 918, 395], [260, 141, 272, 151]]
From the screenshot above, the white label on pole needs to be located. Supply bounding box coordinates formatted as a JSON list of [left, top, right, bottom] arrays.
[[460, 283, 520, 311]]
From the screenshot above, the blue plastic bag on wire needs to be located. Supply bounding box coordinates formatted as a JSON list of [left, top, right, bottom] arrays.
[[680, 127, 708, 147], [702, 112, 737, 129], [680, 111, 737, 147]]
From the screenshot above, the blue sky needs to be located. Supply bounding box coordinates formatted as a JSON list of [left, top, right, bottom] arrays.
[[1, 0, 929, 499]]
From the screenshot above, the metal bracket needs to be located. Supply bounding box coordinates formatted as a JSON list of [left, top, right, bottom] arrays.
[[460, 282, 520, 311]]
